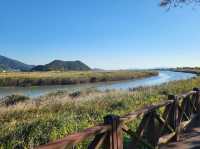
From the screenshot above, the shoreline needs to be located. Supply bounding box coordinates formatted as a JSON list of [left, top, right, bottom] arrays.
[[160, 68, 200, 75], [0, 70, 196, 99]]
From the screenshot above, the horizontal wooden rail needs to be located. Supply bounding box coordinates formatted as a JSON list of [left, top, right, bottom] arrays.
[[37, 88, 200, 149], [37, 125, 111, 149], [120, 100, 174, 123], [177, 91, 196, 98]]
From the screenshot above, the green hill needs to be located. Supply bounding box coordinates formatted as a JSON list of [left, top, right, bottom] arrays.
[[0, 55, 34, 71], [31, 60, 91, 71]]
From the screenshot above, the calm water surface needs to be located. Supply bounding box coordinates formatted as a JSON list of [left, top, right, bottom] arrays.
[[0, 71, 196, 98]]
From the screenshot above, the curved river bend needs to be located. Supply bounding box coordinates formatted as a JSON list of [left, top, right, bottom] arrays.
[[0, 71, 197, 98]]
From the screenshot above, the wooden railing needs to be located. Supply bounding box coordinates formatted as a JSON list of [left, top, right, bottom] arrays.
[[37, 88, 200, 149]]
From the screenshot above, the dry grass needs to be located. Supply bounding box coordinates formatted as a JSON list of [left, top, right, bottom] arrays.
[[1, 71, 200, 148], [0, 70, 158, 86]]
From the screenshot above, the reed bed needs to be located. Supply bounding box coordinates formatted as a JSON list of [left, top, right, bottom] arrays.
[[0, 71, 200, 148], [0, 70, 158, 87]]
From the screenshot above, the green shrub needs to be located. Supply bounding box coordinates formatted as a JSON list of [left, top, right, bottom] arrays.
[[1, 95, 30, 106]]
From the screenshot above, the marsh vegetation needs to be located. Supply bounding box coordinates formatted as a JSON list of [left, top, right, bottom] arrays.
[[0, 71, 158, 87], [0, 70, 200, 148]]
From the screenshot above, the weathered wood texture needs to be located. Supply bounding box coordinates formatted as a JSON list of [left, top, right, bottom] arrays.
[[37, 88, 200, 149]]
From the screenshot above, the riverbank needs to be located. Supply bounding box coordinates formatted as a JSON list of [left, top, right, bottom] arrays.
[[0, 71, 195, 98], [0, 70, 158, 87], [1, 74, 200, 148], [167, 68, 200, 75]]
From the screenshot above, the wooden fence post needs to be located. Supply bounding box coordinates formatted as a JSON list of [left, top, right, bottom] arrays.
[[103, 115, 123, 149], [168, 95, 180, 142], [146, 111, 160, 148], [193, 88, 200, 113]]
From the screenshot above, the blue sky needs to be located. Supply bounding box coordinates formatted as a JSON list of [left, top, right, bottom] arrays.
[[0, 0, 200, 69]]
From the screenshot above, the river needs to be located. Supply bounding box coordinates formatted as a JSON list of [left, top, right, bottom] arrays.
[[0, 71, 197, 98]]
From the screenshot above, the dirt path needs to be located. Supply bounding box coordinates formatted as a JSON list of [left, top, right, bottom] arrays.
[[161, 116, 200, 149]]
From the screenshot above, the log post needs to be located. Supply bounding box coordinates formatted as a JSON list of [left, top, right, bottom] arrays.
[[103, 115, 123, 149], [146, 111, 160, 148], [184, 96, 192, 119], [168, 95, 180, 142], [193, 88, 200, 113]]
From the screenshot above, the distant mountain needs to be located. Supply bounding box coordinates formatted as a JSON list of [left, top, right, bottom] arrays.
[[0, 55, 34, 71], [31, 60, 91, 71], [92, 68, 105, 71]]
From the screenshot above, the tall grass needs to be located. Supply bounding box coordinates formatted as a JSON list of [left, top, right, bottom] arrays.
[[1, 75, 200, 148], [0, 71, 158, 87]]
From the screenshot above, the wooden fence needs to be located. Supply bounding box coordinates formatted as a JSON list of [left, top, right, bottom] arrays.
[[37, 88, 200, 149]]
